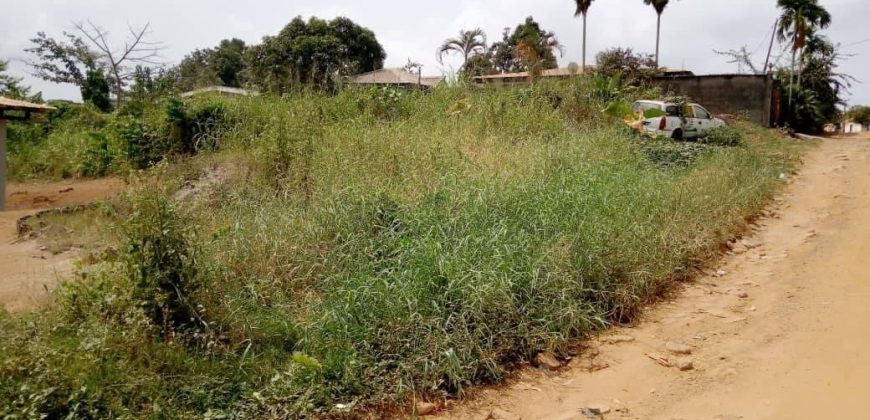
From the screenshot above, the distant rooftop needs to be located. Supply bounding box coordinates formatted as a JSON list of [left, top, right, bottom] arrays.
[[349, 68, 442, 88], [181, 86, 259, 98], [0, 96, 55, 114], [473, 66, 695, 84]]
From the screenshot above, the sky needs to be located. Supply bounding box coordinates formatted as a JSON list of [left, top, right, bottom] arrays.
[[2, 0, 869, 105]]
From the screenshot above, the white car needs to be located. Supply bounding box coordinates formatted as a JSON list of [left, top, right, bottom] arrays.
[[632, 100, 726, 140]]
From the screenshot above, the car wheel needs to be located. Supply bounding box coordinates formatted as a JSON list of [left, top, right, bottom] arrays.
[[672, 129, 683, 140]]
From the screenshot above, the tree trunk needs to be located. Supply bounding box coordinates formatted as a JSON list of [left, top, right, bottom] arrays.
[[582, 13, 588, 71], [797, 46, 803, 91], [655, 13, 662, 68], [788, 41, 796, 106]]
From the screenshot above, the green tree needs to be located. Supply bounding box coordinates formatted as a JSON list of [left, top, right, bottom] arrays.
[[437, 29, 487, 75], [0, 60, 35, 100], [463, 52, 496, 77], [847, 105, 870, 126], [124, 66, 178, 116], [25, 31, 98, 87], [776, 0, 831, 105], [490, 17, 561, 74], [775, 35, 850, 132], [80, 69, 112, 112], [175, 38, 247, 92], [574, 0, 595, 70], [643, 0, 671, 67], [243, 16, 385, 93], [595, 47, 659, 84]]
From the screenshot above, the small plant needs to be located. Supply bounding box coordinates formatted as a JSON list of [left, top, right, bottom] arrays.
[[635, 137, 716, 169], [368, 86, 406, 119], [121, 187, 203, 335]]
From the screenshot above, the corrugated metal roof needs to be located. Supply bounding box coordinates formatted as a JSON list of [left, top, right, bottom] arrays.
[[473, 67, 587, 81], [473, 67, 696, 82], [0, 96, 55, 113], [350, 68, 442, 87], [181, 86, 258, 98]]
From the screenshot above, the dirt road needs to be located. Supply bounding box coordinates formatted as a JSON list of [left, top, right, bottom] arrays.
[[445, 137, 870, 420], [1, 178, 124, 313]]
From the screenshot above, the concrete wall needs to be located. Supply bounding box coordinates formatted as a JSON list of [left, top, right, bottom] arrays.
[[651, 74, 775, 127]]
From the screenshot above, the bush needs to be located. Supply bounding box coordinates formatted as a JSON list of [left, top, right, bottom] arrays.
[[78, 132, 114, 177], [121, 187, 202, 334], [118, 117, 165, 170], [636, 137, 717, 169], [702, 125, 744, 147], [186, 100, 230, 152]]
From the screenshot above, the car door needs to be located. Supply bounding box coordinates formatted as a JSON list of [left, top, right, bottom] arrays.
[[691, 105, 714, 136], [681, 105, 700, 138]]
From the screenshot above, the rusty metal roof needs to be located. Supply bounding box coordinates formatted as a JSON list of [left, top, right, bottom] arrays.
[[0, 96, 55, 113]]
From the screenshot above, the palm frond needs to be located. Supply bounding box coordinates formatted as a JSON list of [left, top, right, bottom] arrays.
[[574, 0, 594, 17]]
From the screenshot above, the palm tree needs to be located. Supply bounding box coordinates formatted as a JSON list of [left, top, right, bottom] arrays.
[[643, 0, 671, 67], [437, 29, 487, 73], [776, 0, 831, 105], [574, 0, 595, 71]]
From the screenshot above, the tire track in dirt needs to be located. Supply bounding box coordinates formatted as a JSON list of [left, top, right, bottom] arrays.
[[442, 137, 870, 420]]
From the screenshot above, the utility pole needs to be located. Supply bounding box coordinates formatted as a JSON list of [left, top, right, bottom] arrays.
[[764, 21, 778, 74]]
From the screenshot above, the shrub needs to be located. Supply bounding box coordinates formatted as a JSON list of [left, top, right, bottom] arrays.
[[121, 187, 202, 335], [702, 125, 744, 147], [78, 132, 114, 177], [186, 101, 230, 152], [118, 117, 165, 170], [366, 86, 408, 119]]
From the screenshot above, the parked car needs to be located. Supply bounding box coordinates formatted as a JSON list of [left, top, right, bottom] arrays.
[[632, 100, 726, 139]]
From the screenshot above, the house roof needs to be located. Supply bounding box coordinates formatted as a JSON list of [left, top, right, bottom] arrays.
[[473, 67, 587, 81], [473, 67, 696, 83], [0, 96, 55, 114], [181, 86, 258, 98], [349, 68, 442, 87]]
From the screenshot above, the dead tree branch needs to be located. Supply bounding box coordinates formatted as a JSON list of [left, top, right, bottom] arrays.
[[72, 20, 166, 103]]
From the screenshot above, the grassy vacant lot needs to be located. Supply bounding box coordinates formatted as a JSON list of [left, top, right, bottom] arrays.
[[0, 81, 803, 418]]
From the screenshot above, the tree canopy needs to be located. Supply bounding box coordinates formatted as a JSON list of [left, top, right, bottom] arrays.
[[25, 22, 164, 104], [775, 35, 851, 132], [595, 47, 659, 83], [0, 60, 37, 100], [175, 38, 247, 92], [437, 29, 487, 73], [490, 17, 561, 74], [846, 106, 870, 126], [777, 0, 832, 52], [243, 16, 385, 93]]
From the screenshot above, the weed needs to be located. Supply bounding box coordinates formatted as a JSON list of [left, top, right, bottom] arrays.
[[0, 79, 805, 417]]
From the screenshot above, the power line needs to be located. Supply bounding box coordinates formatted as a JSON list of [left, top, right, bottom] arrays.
[[843, 37, 870, 48]]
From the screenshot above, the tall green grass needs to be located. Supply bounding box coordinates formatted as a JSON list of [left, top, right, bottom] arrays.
[[0, 81, 803, 417]]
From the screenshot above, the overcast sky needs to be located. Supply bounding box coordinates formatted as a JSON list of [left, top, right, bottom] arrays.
[[2, 0, 868, 104]]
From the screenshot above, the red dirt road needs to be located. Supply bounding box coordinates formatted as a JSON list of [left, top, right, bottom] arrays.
[[1, 178, 124, 313], [444, 137, 870, 420]]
